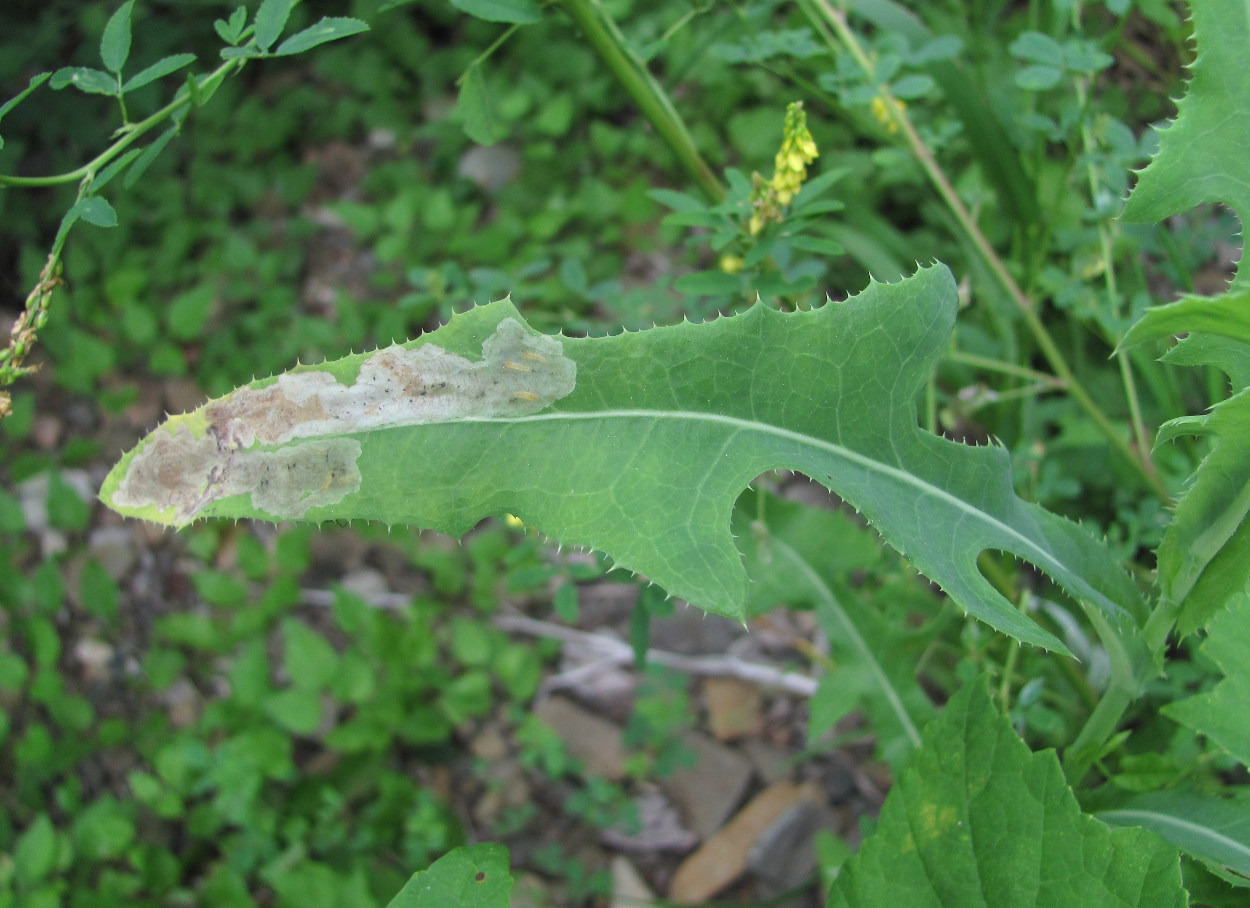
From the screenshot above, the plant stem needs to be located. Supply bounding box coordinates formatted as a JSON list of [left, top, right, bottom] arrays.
[[807, 0, 1170, 503], [556, 0, 725, 203], [0, 59, 241, 189]]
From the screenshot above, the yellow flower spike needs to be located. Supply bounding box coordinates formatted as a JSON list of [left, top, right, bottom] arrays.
[[748, 101, 819, 234]]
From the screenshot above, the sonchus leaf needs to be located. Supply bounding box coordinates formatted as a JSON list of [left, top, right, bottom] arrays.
[[826, 680, 1186, 908], [102, 266, 1145, 653], [1162, 589, 1250, 768], [1120, 290, 1250, 635], [1122, 0, 1250, 290]]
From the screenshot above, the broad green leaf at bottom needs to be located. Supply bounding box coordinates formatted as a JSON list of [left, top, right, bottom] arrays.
[[386, 843, 511, 908], [827, 681, 1186, 908]]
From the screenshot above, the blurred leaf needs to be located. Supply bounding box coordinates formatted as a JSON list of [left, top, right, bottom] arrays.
[[214, 6, 248, 44], [72, 797, 135, 860], [1123, 0, 1250, 288], [735, 489, 933, 771], [122, 53, 197, 93], [254, 0, 293, 52], [100, 0, 136, 74], [1010, 31, 1066, 65], [263, 687, 322, 734], [386, 843, 512, 908], [125, 126, 178, 188], [51, 66, 117, 96], [1162, 590, 1250, 767], [78, 196, 119, 228], [459, 63, 506, 145], [282, 618, 339, 689], [274, 17, 370, 56], [1097, 790, 1250, 879], [47, 472, 91, 530], [449, 0, 541, 24], [14, 814, 58, 889], [828, 681, 1186, 907], [673, 269, 743, 295]]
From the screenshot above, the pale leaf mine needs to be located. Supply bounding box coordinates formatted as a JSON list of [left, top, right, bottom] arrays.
[[113, 319, 576, 523]]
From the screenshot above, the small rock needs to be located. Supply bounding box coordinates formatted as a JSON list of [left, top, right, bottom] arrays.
[[703, 677, 763, 741], [610, 856, 657, 907], [31, 414, 62, 451], [668, 781, 824, 903], [748, 799, 841, 895], [662, 731, 753, 839], [458, 145, 520, 192], [533, 695, 626, 780], [88, 526, 139, 579], [75, 638, 115, 683], [470, 724, 509, 762], [600, 788, 697, 852], [741, 738, 791, 784], [340, 567, 390, 600]]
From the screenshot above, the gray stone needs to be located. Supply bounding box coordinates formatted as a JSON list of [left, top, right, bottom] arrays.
[[662, 730, 753, 839]]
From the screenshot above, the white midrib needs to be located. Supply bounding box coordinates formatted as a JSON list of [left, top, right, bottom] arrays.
[[466, 407, 1089, 603], [1096, 808, 1250, 863], [771, 535, 924, 750]]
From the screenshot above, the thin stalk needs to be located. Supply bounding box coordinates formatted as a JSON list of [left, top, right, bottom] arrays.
[[556, 0, 724, 202], [807, 0, 1170, 503], [0, 60, 241, 188], [1074, 77, 1156, 480], [947, 349, 1067, 387]]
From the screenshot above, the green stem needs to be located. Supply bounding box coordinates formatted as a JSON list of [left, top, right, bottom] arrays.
[[0, 60, 240, 189], [556, 0, 724, 203], [807, 0, 1170, 503]]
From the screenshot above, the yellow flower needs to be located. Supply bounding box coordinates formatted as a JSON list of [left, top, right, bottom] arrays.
[[748, 102, 819, 232], [720, 254, 745, 274], [870, 94, 905, 134]]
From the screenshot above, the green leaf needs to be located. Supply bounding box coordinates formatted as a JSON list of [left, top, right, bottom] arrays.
[[827, 681, 1186, 907], [215, 6, 248, 44], [273, 17, 370, 56], [449, 0, 541, 24], [1096, 790, 1250, 879], [100, 0, 136, 74], [14, 814, 58, 889], [386, 843, 512, 908], [100, 267, 1146, 655], [263, 687, 321, 734], [90, 148, 142, 192], [1119, 289, 1250, 632], [1162, 590, 1250, 767], [458, 63, 506, 146], [673, 269, 743, 296], [1123, 0, 1250, 287], [50, 66, 118, 96], [253, 0, 293, 52], [77, 196, 119, 228], [121, 53, 197, 93], [734, 489, 932, 769], [1009, 31, 1066, 65], [281, 618, 339, 690], [123, 126, 178, 188]]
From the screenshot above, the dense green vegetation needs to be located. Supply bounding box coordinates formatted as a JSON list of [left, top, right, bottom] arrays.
[[2, 1, 1248, 905]]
